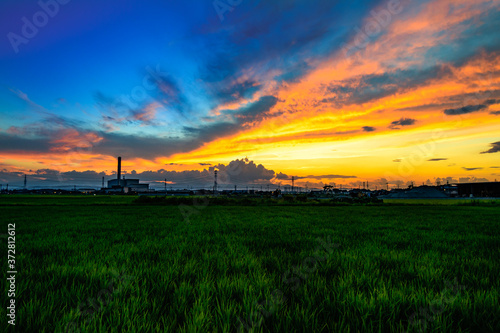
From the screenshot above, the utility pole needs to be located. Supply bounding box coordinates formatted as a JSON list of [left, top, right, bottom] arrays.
[[24, 174, 27, 189], [164, 178, 167, 193], [102, 177, 104, 188], [214, 170, 218, 194], [292, 176, 295, 193]]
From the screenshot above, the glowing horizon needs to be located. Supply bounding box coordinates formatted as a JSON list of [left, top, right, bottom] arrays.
[[1, 0, 499, 188]]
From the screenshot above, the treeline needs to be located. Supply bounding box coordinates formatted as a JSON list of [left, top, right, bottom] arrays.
[[133, 195, 383, 206]]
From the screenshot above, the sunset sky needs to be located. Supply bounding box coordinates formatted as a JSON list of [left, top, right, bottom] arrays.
[[1, 0, 499, 189]]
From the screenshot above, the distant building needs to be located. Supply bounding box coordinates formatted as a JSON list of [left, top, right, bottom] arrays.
[[102, 157, 149, 193], [456, 182, 500, 197], [107, 178, 149, 193]]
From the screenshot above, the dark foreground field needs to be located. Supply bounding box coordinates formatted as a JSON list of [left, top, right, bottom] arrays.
[[1, 196, 499, 332]]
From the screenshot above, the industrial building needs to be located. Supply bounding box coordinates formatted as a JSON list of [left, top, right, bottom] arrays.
[[103, 157, 150, 193], [456, 182, 500, 197]]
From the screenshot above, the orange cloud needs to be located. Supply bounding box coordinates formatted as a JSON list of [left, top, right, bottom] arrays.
[[167, 0, 500, 184], [50, 129, 103, 153], [132, 102, 161, 123]]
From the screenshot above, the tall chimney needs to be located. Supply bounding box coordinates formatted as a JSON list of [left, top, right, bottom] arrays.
[[117, 157, 122, 182]]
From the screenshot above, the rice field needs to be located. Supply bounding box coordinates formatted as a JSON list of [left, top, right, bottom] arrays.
[[383, 198, 500, 205], [1, 195, 499, 332]]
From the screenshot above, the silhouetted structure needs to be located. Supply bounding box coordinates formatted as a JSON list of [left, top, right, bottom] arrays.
[[456, 182, 500, 197], [379, 186, 448, 199], [103, 157, 149, 193]]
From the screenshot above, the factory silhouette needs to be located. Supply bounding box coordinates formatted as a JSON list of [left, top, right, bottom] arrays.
[[1, 156, 500, 198], [102, 157, 150, 193]]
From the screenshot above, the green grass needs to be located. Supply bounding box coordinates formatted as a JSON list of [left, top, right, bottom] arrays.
[[1, 196, 499, 332], [0, 194, 136, 206], [383, 198, 500, 205]]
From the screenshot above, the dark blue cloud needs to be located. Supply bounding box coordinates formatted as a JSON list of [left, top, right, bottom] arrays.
[[274, 61, 311, 84], [462, 167, 483, 171], [323, 66, 452, 107], [193, 0, 387, 107], [234, 96, 279, 121], [422, 8, 500, 68], [296, 174, 357, 180], [0, 133, 50, 152], [210, 80, 262, 105], [0, 95, 279, 160], [480, 142, 500, 154], [389, 118, 416, 129], [444, 104, 488, 115], [276, 172, 289, 180]]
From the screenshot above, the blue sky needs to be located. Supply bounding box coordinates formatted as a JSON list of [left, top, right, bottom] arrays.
[[0, 0, 383, 136]]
